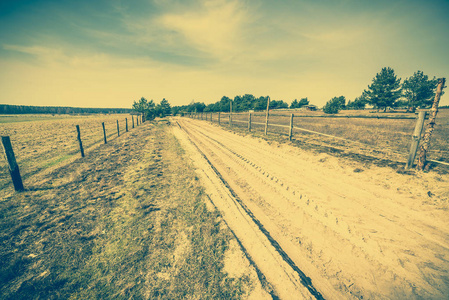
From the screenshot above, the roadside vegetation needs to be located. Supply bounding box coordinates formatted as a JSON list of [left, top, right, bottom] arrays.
[[164, 68, 441, 116], [322, 68, 441, 114], [0, 121, 253, 299]]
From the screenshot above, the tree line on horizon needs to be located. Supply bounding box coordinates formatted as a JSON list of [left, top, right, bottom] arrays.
[[323, 68, 444, 114], [3, 67, 441, 118], [155, 68, 444, 117], [0, 104, 132, 115], [132, 98, 172, 121], [132, 95, 312, 118], [170, 95, 311, 116]]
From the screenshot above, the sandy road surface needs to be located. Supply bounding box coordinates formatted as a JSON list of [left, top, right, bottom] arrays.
[[174, 117, 449, 299]]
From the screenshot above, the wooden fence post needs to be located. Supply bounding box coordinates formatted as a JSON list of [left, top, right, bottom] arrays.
[[117, 120, 120, 136], [248, 113, 252, 131], [126, 118, 128, 132], [132, 115, 135, 128], [264, 96, 271, 135], [76, 125, 85, 157], [137, 116, 139, 126], [1, 136, 24, 191], [102, 122, 107, 144], [417, 78, 446, 170], [405, 111, 427, 169], [289, 114, 294, 141], [229, 101, 232, 127], [218, 112, 221, 125]]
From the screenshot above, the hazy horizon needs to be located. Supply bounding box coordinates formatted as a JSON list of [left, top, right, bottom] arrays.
[[1, 0, 448, 109]]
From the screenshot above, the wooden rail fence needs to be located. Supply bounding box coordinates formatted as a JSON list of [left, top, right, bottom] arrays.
[[185, 79, 447, 170]]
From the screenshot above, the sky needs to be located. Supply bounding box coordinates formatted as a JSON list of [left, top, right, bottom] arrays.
[[0, 0, 448, 109]]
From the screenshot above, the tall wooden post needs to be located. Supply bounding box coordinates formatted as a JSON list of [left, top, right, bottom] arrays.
[[1, 136, 24, 191], [405, 111, 427, 169], [418, 78, 446, 170], [117, 120, 120, 136], [102, 122, 107, 144], [137, 116, 139, 126], [229, 101, 233, 127], [248, 113, 252, 131], [76, 125, 85, 157], [264, 96, 271, 135], [289, 114, 294, 141], [132, 115, 135, 128], [218, 112, 221, 125], [126, 118, 128, 132]]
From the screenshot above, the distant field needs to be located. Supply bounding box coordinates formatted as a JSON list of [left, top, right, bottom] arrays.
[[0, 114, 133, 190], [216, 109, 449, 165], [0, 115, 71, 123]]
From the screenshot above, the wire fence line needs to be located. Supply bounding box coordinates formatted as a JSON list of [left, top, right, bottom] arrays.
[[185, 111, 449, 168], [1, 114, 144, 191]]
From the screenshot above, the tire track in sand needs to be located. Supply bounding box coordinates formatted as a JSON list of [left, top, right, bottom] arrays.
[[174, 120, 325, 300], [175, 117, 449, 300]]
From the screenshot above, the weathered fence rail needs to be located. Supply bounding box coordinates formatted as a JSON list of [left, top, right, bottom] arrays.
[[186, 92, 448, 170]]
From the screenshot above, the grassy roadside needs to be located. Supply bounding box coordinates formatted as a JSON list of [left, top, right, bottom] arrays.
[[204, 118, 448, 174], [0, 121, 252, 299]]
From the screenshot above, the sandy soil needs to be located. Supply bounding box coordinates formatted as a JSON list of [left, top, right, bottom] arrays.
[[174, 117, 449, 299]]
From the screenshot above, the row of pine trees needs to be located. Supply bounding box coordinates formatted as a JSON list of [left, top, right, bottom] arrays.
[[323, 68, 441, 114]]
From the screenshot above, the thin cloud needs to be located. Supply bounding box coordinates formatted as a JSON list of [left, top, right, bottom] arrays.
[[158, 0, 250, 62]]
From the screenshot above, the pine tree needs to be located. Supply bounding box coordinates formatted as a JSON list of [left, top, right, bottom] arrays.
[[323, 96, 346, 114], [365, 67, 402, 112], [402, 71, 438, 112], [132, 97, 156, 120], [290, 98, 309, 109], [157, 98, 171, 117]]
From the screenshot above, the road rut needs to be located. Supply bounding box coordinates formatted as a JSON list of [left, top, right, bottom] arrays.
[[174, 117, 449, 299]]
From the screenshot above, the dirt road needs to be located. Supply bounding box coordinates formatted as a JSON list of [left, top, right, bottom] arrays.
[[174, 117, 449, 299]]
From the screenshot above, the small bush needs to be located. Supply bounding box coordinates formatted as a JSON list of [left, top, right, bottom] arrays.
[[323, 96, 346, 114]]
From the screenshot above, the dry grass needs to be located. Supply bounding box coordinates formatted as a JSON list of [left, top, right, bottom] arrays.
[[0, 120, 252, 299], [0, 114, 133, 190], [214, 109, 449, 167]]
